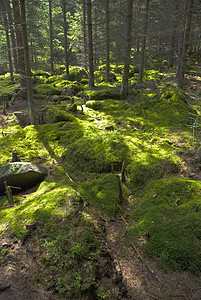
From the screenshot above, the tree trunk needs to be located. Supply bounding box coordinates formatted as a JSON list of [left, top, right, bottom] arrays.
[[83, 0, 87, 69], [167, 5, 179, 71], [3, 13, 14, 81], [49, 0, 54, 74], [178, 0, 194, 88], [12, 0, 26, 97], [19, 0, 35, 125], [105, 0, 110, 83], [61, 0, 69, 79], [138, 0, 150, 83], [120, 0, 133, 98], [5, 0, 19, 72], [86, 0, 94, 88]]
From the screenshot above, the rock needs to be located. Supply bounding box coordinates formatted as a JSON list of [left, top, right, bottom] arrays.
[[105, 125, 114, 131], [13, 111, 30, 127], [0, 162, 48, 195]]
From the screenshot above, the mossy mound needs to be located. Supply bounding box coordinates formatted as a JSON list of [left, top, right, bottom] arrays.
[[69, 66, 88, 81], [86, 99, 130, 113], [127, 155, 179, 186], [81, 174, 121, 216], [45, 105, 78, 123], [36, 83, 62, 96], [128, 176, 201, 273], [0, 79, 20, 100], [84, 88, 119, 100], [63, 132, 130, 173], [134, 91, 195, 128]]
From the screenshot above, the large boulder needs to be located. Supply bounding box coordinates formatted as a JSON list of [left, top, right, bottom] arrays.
[[0, 162, 48, 195]]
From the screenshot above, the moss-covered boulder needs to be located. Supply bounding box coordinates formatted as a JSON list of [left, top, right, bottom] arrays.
[[0, 162, 48, 195], [45, 105, 78, 123], [63, 134, 130, 173], [69, 66, 88, 81]]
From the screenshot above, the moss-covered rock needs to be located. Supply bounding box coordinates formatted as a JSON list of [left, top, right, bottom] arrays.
[[63, 133, 130, 173], [69, 66, 88, 81], [45, 105, 78, 123], [127, 155, 179, 186], [36, 84, 62, 96], [128, 176, 201, 273]]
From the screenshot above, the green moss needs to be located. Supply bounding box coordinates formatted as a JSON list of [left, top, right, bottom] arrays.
[[69, 66, 88, 81], [128, 176, 201, 273], [63, 131, 130, 173], [127, 155, 179, 186], [82, 174, 121, 216], [45, 105, 78, 123], [36, 84, 62, 96], [84, 89, 119, 100]]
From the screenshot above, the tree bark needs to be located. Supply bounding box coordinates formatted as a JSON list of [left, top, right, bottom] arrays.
[[82, 0, 87, 69], [138, 0, 150, 83], [120, 0, 133, 98], [49, 0, 54, 74], [177, 0, 194, 88], [3, 13, 14, 81], [12, 0, 26, 97], [19, 0, 36, 125], [5, 0, 19, 72], [167, 4, 179, 70], [86, 0, 94, 88], [105, 0, 110, 83], [61, 0, 69, 79]]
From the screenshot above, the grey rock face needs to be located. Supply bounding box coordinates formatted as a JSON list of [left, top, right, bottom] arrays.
[[0, 162, 48, 195]]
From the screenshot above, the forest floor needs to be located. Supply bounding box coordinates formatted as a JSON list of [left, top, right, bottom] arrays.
[[0, 64, 201, 300]]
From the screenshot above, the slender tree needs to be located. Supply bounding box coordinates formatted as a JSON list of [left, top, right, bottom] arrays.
[[61, 0, 69, 79], [138, 0, 150, 83], [86, 0, 94, 88], [5, 0, 19, 72], [120, 0, 134, 98], [19, 0, 35, 124], [12, 0, 27, 98], [105, 0, 110, 83], [83, 0, 87, 69], [49, 0, 54, 74], [3, 12, 14, 81], [177, 0, 194, 88]]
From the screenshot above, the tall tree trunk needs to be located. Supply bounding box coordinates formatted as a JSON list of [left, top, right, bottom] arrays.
[[5, 0, 18, 72], [3, 12, 14, 81], [120, 0, 133, 98], [19, 0, 35, 125], [83, 0, 87, 69], [49, 0, 54, 74], [61, 0, 69, 79], [178, 0, 194, 88], [86, 0, 94, 88], [105, 0, 110, 83], [138, 0, 150, 83], [12, 0, 26, 97], [94, 7, 98, 69], [167, 4, 179, 71]]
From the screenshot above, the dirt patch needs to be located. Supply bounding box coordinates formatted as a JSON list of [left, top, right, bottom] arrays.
[[105, 208, 201, 300]]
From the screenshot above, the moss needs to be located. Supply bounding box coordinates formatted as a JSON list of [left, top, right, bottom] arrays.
[[63, 132, 130, 173], [82, 174, 121, 216], [84, 89, 119, 100], [36, 84, 62, 96], [127, 155, 179, 186], [128, 176, 201, 273], [69, 66, 88, 81], [45, 105, 78, 123]]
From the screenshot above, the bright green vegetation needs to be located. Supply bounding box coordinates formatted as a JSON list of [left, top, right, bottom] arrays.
[[128, 176, 201, 273], [0, 63, 201, 298]]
